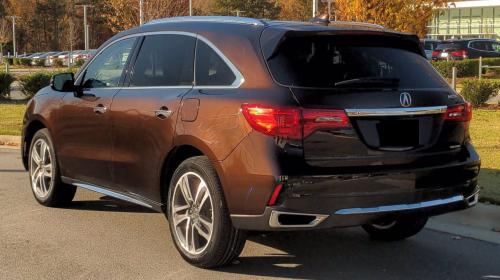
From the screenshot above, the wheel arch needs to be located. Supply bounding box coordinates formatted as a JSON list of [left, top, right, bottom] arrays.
[[159, 135, 229, 212], [22, 118, 49, 171]]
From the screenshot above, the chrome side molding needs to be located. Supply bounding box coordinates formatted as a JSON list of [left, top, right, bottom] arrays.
[[334, 195, 464, 215], [72, 182, 154, 209], [345, 106, 447, 117]]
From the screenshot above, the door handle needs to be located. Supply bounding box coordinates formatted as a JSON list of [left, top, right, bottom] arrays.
[[155, 107, 173, 119], [93, 104, 107, 114]]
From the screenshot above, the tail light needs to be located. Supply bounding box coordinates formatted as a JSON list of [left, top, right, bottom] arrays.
[[445, 102, 472, 122], [450, 49, 468, 58], [432, 50, 441, 57], [241, 104, 351, 140]]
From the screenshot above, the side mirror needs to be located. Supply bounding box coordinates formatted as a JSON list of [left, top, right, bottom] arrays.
[[50, 73, 76, 92]]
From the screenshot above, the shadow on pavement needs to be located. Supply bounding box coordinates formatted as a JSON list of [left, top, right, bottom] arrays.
[[220, 230, 499, 280], [67, 195, 156, 213]]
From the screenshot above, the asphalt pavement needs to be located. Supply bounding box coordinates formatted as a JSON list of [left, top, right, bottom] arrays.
[[1, 147, 499, 280]]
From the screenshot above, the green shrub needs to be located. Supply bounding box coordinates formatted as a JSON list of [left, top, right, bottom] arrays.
[[0, 72, 14, 99], [19, 58, 32, 66], [7, 57, 13, 65], [13, 58, 20, 65], [53, 58, 63, 67], [34, 58, 45, 67], [460, 79, 499, 106], [74, 58, 85, 67], [19, 72, 52, 98], [431, 58, 500, 78]]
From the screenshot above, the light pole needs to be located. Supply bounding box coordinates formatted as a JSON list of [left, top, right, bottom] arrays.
[[189, 0, 192, 16], [312, 0, 318, 18], [8, 16, 18, 57], [76, 4, 92, 50], [139, 0, 144, 25]]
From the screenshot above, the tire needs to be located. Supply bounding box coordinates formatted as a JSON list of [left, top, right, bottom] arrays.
[[166, 156, 246, 268], [28, 128, 76, 207], [362, 216, 428, 241]]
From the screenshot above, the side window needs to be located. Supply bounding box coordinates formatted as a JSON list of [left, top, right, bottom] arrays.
[[130, 34, 196, 87], [82, 38, 135, 88], [195, 40, 236, 86], [471, 41, 487, 51], [492, 42, 500, 52]]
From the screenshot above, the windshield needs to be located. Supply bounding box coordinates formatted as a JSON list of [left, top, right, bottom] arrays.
[[267, 35, 448, 89]]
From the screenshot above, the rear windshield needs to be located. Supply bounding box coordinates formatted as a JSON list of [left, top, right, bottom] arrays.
[[267, 35, 448, 89]]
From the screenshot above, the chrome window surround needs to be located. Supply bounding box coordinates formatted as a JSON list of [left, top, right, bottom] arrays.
[[345, 106, 447, 117], [334, 195, 464, 215], [75, 31, 245, 90], [145, 16, 265, 26]]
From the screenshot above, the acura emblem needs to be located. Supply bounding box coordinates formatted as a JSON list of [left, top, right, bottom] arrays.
[[400, 92, 412, 107]]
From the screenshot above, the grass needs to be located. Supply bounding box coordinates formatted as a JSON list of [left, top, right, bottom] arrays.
[[0, 102, 26, 136], [469, 109, 500, 204], [0, 102, 499, 203]]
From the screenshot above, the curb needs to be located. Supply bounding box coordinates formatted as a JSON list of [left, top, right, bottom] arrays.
[[0, 135, 21, 147]]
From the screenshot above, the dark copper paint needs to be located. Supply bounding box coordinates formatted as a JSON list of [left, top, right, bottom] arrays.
[[22, 20, 480, 227]]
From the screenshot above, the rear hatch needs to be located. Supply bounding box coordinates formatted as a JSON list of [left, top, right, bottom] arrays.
[[262, 30, 469, 168]]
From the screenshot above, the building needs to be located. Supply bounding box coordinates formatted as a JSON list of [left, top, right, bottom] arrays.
[[427, 0, 500, 39]]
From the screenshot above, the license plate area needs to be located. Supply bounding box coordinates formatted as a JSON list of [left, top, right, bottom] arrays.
[[377, 120, 419, 148]]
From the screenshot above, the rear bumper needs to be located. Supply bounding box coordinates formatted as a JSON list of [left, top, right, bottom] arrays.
[[231, 148, 480, 231], [232, 190, 478, 230]]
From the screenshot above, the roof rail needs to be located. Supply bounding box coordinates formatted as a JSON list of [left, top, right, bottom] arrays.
[[329, 21, 384, 29], [145, 16, 266, 26]]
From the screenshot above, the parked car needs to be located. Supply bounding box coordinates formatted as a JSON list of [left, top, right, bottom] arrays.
[[30, 52, 58, 66], [22, 16, 480, 268], [47, 51, 68, 66], [432, 39, 500, 60], [421, 39, 441, 59]]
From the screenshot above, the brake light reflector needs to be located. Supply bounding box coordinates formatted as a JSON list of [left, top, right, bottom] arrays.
[[268, 184, 283, 206], [241, 104, 351, 139], [446, 102, 472, 121]]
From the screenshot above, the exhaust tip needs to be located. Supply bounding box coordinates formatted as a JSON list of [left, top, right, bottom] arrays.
[[269, 211, 328, 228]]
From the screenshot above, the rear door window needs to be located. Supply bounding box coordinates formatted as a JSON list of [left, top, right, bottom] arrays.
[[267, 35, 448, 89], [130, 34, 196, 87]]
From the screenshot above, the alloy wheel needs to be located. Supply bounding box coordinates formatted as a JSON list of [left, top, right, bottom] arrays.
[[30, 138, 54, 199], [171, 172, 214, 255]]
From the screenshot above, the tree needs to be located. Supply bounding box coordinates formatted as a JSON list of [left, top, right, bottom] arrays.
[[0, 18, 10, 60], [211, 0, 280, 19], [276, 0, 310, 21], [332, 0, 447, 37], [102, 0, 201, 33]]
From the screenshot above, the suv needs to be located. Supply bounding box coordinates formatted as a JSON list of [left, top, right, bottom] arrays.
[[22, 17, 480, 268], [432, 38, 500, 60], [421, 39, 441, 60]]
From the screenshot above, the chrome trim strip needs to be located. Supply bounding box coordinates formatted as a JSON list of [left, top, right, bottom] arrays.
[[334, 195, 464, 215], [269, 211, 329, 228], [73, 182, 154, 209], [345, 106, 447, 117], [145, 16, 265, 26], [76, 31, 244, 90]]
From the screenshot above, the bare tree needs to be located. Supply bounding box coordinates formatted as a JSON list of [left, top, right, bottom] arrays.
[[0, 18, 10, 63]]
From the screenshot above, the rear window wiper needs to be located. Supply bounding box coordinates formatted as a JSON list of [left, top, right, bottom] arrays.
[[334, 77, 400, 88]]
